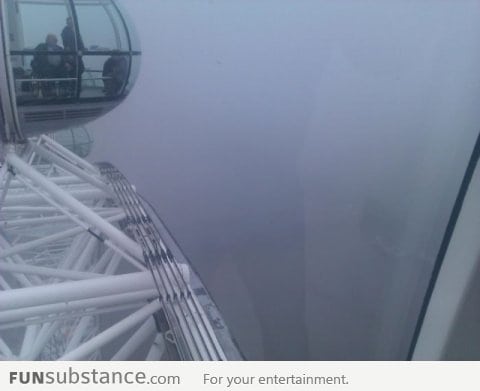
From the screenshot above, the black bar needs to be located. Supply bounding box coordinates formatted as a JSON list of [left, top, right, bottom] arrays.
[[10, 50, 141, 56], [407, 128, 480, 359], [17, 94, 125, 107]]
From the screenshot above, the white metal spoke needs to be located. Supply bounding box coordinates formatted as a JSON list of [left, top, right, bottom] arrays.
[[0, 135, 232, 361], [146, 334, 166, 360], [60, 300, 162, 361], [111, 318, 157, 360]]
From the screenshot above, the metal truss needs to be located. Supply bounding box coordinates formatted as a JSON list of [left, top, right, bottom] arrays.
[[0, 135, 226, 360]]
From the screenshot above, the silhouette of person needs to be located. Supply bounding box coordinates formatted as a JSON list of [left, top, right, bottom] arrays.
[[31, 34, 74, 97], [102, 55, 128, 96], [31, 34, 64, 77], [62, 17, 85, 96], [61, 17, 84, 51]]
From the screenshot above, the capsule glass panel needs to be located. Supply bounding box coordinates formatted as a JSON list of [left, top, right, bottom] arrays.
[[74, 0, 129, 51], [1, 0, 140, 139], [10, 53, 79, 104], [5, 0, 79, 105], [4, 0, 137, 105], [6, 0, 75, 51], [52, 127, 93, 158], [111, 0, 140, 52], [80, 54, 128, 98], [123, 55, 138, 94]]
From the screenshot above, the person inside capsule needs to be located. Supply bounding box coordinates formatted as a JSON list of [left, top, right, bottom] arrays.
[[31, 34, 74, 98], [102, 53, 128, 96], [62, 17, 85, 96], [2, 0, 140, 140], [62, 17, 84, 52]]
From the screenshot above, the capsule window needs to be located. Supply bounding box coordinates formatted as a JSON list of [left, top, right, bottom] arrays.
[[124, 54, 140, 94], [4, 0, 78, 104], [6, 0, 76, 51], [52, 127, 93, 158], [80, 54, 128, 98], [10, 53, 79, 104], [73, 0, 129, 52], [3, 0, 137, 106]]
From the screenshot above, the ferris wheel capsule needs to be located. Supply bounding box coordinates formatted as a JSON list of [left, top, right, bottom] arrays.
[[0, 0, 141, 143]]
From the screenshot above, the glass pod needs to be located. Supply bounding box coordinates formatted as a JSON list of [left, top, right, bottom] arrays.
[[0, 0, 141, 141]]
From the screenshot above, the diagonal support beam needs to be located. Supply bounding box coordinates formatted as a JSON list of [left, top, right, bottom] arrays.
[[111, 318, 156, 360], [0, 271, 156, 311], [0, 261, 103, 280], [29, 142, 112, 196], [40, 135, 99, 175], [0, 213, 125, 259], [0, 289, 157, 324], [6, 152, 143, 260], [60, 300, 162, 360]]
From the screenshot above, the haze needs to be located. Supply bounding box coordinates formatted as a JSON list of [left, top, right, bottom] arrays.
[[89, 0, 480, 359]]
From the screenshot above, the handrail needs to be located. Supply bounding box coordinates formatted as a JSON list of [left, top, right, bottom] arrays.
[[15, 77, 111, 83]]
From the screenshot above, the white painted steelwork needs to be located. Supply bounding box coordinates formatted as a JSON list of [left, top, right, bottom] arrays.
[[0, 135, 229, 360]]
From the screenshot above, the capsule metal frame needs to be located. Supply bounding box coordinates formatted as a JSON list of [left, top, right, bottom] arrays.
[[0, 0, 140, 142]]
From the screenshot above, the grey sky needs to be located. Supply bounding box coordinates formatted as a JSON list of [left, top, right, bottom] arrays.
[[89, 0, 480, 359]]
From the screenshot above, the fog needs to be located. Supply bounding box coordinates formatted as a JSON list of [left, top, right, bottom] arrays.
[[89, 0, 480, 359]]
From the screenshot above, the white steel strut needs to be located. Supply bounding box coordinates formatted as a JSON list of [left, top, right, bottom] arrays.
[[0, 135, 227, 360]]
